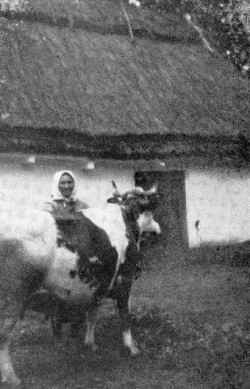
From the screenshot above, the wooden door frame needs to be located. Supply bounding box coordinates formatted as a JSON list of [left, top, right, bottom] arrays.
[[134, 170, 188, 249]]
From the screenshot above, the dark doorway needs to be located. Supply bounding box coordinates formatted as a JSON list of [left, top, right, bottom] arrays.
[[135, 171, 187, 249]]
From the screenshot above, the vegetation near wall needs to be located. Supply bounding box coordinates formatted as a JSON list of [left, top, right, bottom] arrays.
[[137, 0, 250, 77], [126, 1, 250, 76], [0, 0, 249, 76]]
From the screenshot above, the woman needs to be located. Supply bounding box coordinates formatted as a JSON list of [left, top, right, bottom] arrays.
[[43, 170, 89, 336], [44, 170, 89, 249], [44, 170, 89, 219]]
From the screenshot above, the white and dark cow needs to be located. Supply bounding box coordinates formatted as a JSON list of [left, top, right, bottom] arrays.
[[44, 183, 161, 346], [68, 184, 161, 347], [0, 185, 160, 386]]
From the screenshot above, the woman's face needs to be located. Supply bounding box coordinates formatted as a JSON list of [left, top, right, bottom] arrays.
[[58, 173, 75, 198]]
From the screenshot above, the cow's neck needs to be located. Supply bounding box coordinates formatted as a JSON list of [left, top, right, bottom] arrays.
[[121, 208, 139, 245]]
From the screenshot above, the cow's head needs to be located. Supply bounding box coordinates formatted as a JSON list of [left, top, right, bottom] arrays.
[[107, 181, 161, 248]]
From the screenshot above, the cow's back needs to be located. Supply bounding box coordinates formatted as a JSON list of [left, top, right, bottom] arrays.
[[50, 212, 118, 299], [0, 208, 58, 266], [83, 206, 128, 265], [0, 209, 58, 318]]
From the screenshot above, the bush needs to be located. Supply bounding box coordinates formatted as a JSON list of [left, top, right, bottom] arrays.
[[135, 0, 250, 77]]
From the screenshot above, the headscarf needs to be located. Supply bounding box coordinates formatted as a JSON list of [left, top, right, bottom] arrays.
[[51, 170, 77, 201]]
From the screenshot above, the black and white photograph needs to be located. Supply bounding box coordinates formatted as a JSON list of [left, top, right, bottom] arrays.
[[0, 0, 249, 388]]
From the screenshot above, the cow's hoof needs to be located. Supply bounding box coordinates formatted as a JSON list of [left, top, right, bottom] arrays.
[[1, 373, 21, 387], [51, 326, 63, 338], [84, 342, 98, 352], [70, 325, 81, 338], [54, 331, 62, 338], [130, 344, 140, 356], [120, 345, 140, 358]]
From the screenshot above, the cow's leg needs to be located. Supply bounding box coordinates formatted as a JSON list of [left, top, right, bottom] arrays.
[[0, 302, 21, 386], [0, 245, 44, 385], [0, 280, 44, 385], [51, 313, 63, 338], [70, 318, 83, 338], [84, 307, 98, 351], [116, 288, 139, 356]]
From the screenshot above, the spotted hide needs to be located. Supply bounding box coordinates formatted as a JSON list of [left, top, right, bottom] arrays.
[[0, 207, 120, 386], [37, 204, 142, 355], [46, 185, 160, 355], [0, 187, 160, 386]]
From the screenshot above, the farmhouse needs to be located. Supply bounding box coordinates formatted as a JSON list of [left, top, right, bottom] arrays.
[[0, 0, 249, 253]]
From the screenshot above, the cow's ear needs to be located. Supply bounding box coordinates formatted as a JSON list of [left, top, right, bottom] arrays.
[[107, 197, 120, 204], [153, 193, 162, 201]]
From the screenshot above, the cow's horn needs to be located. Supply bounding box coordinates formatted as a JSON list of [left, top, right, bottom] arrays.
[[111, 180, 121, 197], [112, 180, 118, 190]]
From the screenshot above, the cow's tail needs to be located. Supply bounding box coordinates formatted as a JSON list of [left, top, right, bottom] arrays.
[[108, 258, 120, 291]]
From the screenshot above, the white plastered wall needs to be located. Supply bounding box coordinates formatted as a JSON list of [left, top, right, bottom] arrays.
[[185, 167, 250, 247], [0, 160, 134, 210]]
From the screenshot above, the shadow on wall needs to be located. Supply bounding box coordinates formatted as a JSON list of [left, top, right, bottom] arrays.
[[189, 240, 250, 266]]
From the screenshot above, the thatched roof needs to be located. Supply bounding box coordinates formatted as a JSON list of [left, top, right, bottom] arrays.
[[0, 0, 199, 40], [0, 1, 249, 160]]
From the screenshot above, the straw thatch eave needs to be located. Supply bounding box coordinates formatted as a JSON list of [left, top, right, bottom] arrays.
[[0, 5, 250, 163], [0, 125, 248, 166]]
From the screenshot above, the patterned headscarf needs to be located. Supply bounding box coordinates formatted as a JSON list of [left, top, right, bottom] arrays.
[[51, 170, 77, 201]]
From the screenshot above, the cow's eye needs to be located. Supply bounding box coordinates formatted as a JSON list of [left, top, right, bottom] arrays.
[[126, 193, 134, 199]]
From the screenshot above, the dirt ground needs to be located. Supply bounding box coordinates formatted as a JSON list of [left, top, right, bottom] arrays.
[[6, 245, 250, 389]]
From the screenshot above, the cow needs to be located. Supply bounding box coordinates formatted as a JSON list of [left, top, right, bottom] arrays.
[[62, 183, 161, 348], [42, 182, 161, 344], [0, 184, 160, 386], [110, 182, 161, 249]]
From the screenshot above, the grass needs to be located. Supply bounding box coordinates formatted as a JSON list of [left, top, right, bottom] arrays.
[[10, 244, 250, 388]]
